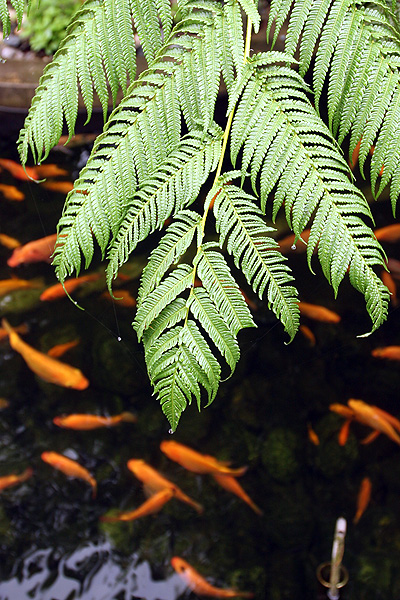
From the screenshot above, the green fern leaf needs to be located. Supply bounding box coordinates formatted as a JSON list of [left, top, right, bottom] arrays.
[[215, 0, 245, 96], [231, 55, 389, 333], [0, 0, 26, 37], [212, 180, 299, 340]]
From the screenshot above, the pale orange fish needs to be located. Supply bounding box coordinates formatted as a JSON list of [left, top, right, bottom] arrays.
[[100, 488, 174, 522], [0, 398, 10, 409], [127, 458, 203, 513], [211, 473, 263, 515], [353, 477, 372, 524], [47, 339, 80, 358], [41, 451, 97, 498], [40, 274, 102, 301], [0, 184, 24, 201], [171, 557, 254, 598], [278, 229, 311, 254], [160, 441, 247, 476], [53, 412, 137, 430], [0, 322, 28, 341], [0, 277, 40, 297], [7, 233, 58, 267], [0, 467, 33, 491], [101, 289, 137, 308], [35, 164, 69, 178], [307, 423, 320, 445], [371, 346, 400, 361], [40, 181, 74, 194], [0, 158, 38, 180], [0, 233, 21, 249], [338, 418, 352, 446], [300, 324, 316, 346], [1, 318, 89, 390], [381, 270, 398, 306], [330, 399, 400, 445], [374, 224, 400, 243], [298, 302, 341, 323]]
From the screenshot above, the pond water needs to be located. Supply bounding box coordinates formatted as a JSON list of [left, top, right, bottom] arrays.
[[0, 112, 400, 600]]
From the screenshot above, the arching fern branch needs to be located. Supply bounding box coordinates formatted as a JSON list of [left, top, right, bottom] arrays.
[[267, 0, 400, 211], [230, 54, 389, 333]]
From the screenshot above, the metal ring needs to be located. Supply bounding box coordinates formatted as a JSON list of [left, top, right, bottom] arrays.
[[316, 561, 349, 589]]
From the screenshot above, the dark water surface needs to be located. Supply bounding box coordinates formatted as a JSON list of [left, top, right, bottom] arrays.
[[1, 126, 400, 600]]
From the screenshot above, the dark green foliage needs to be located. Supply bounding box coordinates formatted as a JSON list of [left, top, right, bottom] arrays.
[[7, 0, 400, 428]]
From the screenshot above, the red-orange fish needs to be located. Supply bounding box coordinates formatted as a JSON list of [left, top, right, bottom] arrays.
[[211, 473, 263, 515], [298, 302, 341, 323], [307, 423, 320, 445], [127, 458, 203, 513], [40, 274, 101, 301], [47, 339, 80, 358], [0, 277, 40, 297], [101, 289, 137, 308], [0, 158, 38, 180], [338, 418, 352, 446], [0, 184, 24, 201], [171, 557, 254, 598], [300, 325, 316, 346], [160, 441, 247, 476], [330, 399, 400, 445], [53, 412, 137, 430], [40, 181, 74, 194], [7, 233, 58, 267], [381, 270, 398, 306], [374, 224, 400, 243], [41, 452, 97, 498], [353, 477, 372, 524], [371, 346, 400, 361], [100, 488, 174, 522], [386, 258, 400, 279], [35, 164, 69, 178], [0, 467, 33, 491], [278, 230, 311, 254], [2, 318, 89, 390], [0, 233, 21, 249]]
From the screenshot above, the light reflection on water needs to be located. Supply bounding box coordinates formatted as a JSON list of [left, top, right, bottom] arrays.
[[1, 541, 186, 600]]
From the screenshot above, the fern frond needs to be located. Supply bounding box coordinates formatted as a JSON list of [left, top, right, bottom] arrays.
[[215, 0, 245, 96], [18, 0, 139, 165], [0, 0, 26, 37], [194, 244, 256, 335], [231, 56, 389, 332], [137, 210, 202, 306], [212, 180, 299, 340], [52, 10, 223, 283]]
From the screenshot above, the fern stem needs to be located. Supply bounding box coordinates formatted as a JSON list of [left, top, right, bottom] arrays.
[[183, 17, 254, 327]]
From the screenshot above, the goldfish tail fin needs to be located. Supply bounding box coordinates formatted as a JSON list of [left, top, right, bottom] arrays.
[[1, 318, 12, 335], [229, 466, 248, 477], [120, 412, 138, 424], [99, 514, 120, 523], [22, 467, 34, 482], [92, 482, 97, 499]]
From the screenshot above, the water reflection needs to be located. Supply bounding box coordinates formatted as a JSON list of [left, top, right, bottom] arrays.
[[1, 542, 186, 599]]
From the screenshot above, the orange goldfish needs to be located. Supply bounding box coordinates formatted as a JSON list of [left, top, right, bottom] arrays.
[[100, 488, 174, 522], [211, 473, 263, 515], [1, 318, 89, 390], [7, 233, 58, 267], [160, 441, 247, 476], [371, 346, 400, 361], [338, 419, 352, 446], [298, 302, 341, 323], [0, 398, 10, 409], [0, 233, 21, 249], [127, 458, 203, 514], [100, 289, 137, 308], [330, 399, 400, 445], [374, 224, 400, 243], [300, 325, 316, 346], [171, 557, 254, 598], [47, 339, 80, 358], [278, 230, 311, 254], [0, 277, 40, 297], [386, 258, 400, 279], [307, 423, 320, 445], [381, 270, 398, 306], [0, 158, 38, 180], [41, 451, 97, 498], [35, 164, 69, 178], [40, 181, 74, 194], [40, 274, 101, 301], [0, 322, 28, 341], [53, 412, 137, 430], [0, 467, 33, 491], [0, 184, 24, 201], [353, 477, 372, 524]]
